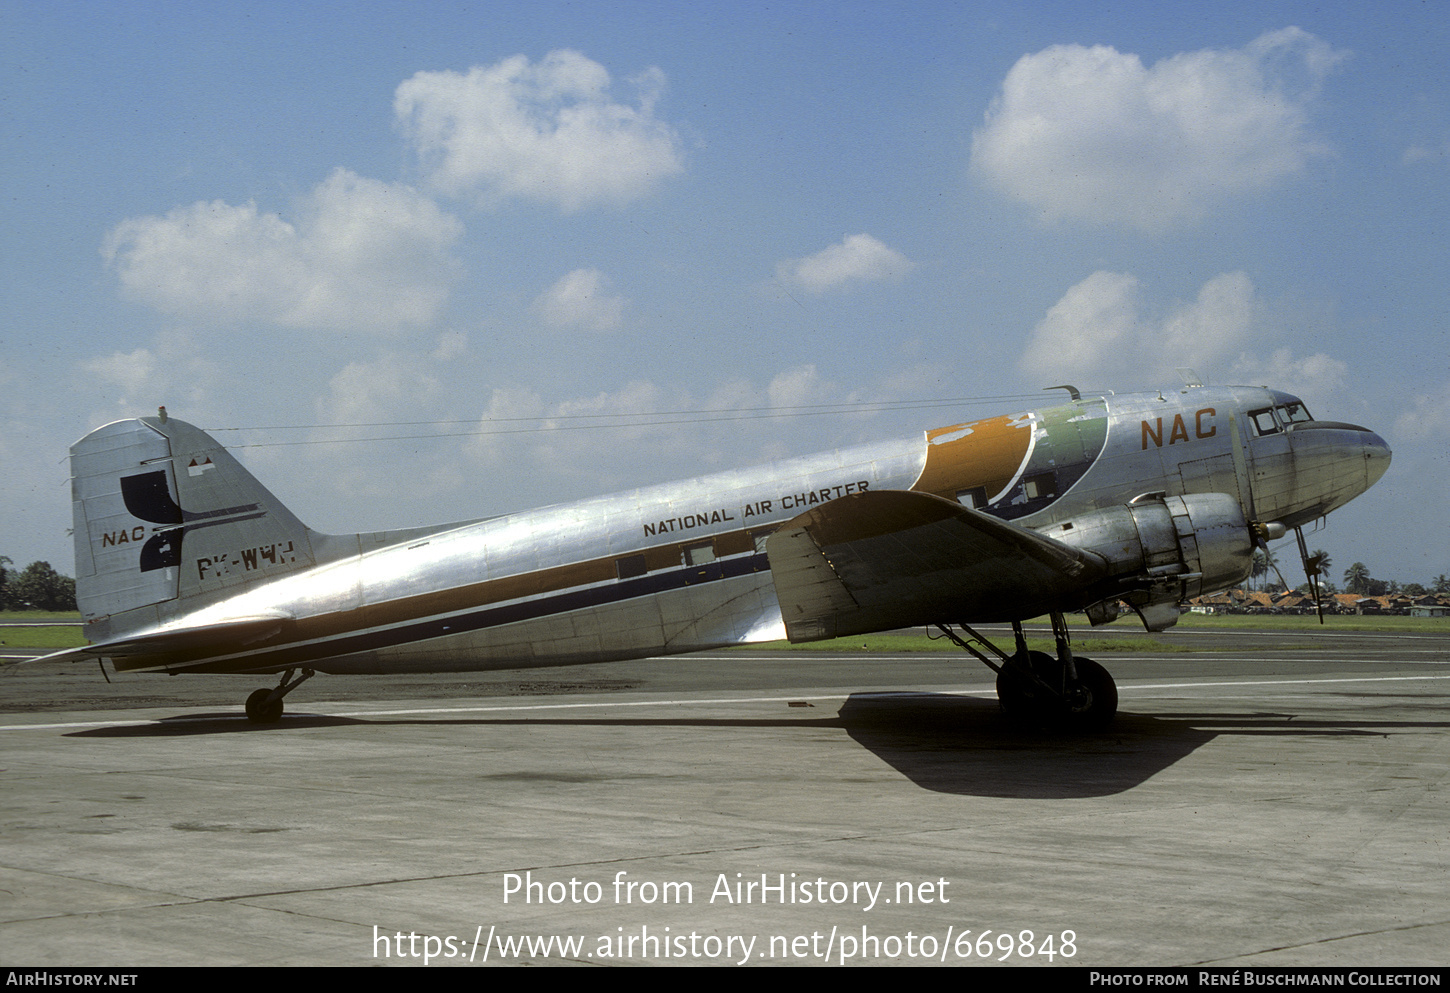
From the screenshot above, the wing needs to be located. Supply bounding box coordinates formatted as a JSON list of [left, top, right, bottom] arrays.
[[765, 490, 1108, 642]]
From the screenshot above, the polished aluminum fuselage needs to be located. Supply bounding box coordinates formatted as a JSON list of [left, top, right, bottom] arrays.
[[117, 386, 1390, 675]]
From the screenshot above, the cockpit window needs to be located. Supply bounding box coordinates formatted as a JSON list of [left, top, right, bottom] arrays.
[[1250, 402, 1315, 436], [1277, 401, 1313, 424], [1249, 408, 1279, 435]]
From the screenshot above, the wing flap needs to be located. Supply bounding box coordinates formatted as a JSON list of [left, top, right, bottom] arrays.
[[765, 490, 1107, 641]]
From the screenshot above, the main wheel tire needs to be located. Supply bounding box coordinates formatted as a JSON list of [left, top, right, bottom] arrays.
[[245, 688, 283, 724], [1061, 657, 1117, 731], [996, 650, 1058, 721]]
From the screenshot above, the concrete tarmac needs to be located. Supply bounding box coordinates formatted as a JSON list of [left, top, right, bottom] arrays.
[[2, 626, 1448, 967]]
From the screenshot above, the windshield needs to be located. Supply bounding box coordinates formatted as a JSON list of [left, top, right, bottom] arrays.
[[1248, 400, 1315, 436]]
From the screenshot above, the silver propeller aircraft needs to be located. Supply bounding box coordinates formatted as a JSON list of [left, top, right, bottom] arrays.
[[45, 383, 1389, 728]]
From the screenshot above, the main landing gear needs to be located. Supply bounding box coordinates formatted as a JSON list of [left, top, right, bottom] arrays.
[[935, 613, 1118, 731], [243, 667, 315, 724]]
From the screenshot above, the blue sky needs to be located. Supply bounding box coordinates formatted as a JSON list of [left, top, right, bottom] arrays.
[[4, 1, 1447, 588]]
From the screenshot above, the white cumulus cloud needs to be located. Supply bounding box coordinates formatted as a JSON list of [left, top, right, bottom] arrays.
[[1393, 380, 1450, 443], [82, 347, 160, 405], [1230, 348, 1348, 403], [80, 331, 220, 420], [1402, 136, 1450, 165], [316, 352, 447, 427], [1020, 271, 1144, 374], [395, 50, 684, 212], [765, 364, 836, 411], [103, 169, 463, 333], [776, 234, 913, 293], [289, 348, 473, 509], [972, 28, 1346, 232], [466, 379, 681, 490], [533, 268, 626, 331], [1020, 270, 1310, 387]]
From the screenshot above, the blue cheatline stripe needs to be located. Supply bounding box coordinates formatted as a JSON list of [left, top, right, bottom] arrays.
[[158, 551, 773, 673]]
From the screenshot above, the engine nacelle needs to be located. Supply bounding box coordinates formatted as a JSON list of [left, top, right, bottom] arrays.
[[1037, 492, 1254, 600]]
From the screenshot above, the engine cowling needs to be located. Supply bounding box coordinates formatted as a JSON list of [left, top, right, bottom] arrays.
[[1037, 492, 1255, 601]]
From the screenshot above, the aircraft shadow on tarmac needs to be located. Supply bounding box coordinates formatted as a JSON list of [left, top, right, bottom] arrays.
[[63, 690, 1446, 800], [835, 691, 1450, 797], [833, 693, 1378, 798]]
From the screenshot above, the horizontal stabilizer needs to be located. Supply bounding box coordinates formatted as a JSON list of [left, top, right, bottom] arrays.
[[26, 615, 291, 669], [766, 490, 1107, 641]]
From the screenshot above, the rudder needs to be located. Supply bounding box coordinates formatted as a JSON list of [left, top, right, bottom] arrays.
[[70, 414, 315, 640]]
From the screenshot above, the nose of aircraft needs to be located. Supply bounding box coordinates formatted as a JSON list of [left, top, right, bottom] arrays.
[[1321, 421, 1392, 494], [1363, 428, 1392, 489], [1269, 419, 1393, 526]]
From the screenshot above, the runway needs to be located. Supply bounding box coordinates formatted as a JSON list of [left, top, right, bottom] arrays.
[[2, 627, 1448, 967]]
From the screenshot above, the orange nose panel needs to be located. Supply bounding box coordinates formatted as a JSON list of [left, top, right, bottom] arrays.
[[914, 415, 1033, 502]]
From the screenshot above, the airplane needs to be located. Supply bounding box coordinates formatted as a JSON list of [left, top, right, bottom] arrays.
[[40, 382, 1390, 729]]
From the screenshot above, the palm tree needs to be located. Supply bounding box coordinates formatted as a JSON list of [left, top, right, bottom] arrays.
[[1251, 549, 1269, 591], [1250, 547, 1284, 592], [1344, 562, 1371, 595]]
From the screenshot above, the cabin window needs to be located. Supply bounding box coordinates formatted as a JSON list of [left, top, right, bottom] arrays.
[[956, 486, 988, 509], [712, 530, 754, 557], [615, 554, 647, 580], [684, 542, 716, 566], [1022, 472, 1057, 501], [748, 528, 776, 552]]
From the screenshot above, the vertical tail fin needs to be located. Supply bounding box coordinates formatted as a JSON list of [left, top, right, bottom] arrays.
[[71, 415, 315, 640]]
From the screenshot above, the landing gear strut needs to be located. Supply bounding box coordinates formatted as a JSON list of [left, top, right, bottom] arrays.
[[244, 668, 315, 724], [935, 613, 1117, 731]]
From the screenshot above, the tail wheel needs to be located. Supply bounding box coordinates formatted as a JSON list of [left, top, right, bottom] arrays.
[[245, 688, 283, 724]]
